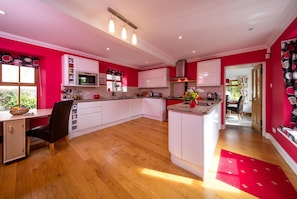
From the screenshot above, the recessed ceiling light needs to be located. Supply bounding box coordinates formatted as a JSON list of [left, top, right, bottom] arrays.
[[178, 35, 182, 40], [192, 50, 196, 53], [106, 47, 110, 51], [145, 61, 149, 64], [0, 10, 6, 15]]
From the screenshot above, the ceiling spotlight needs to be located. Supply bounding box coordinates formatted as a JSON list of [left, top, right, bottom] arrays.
[[0, 10, 6, 15], [178, 35, 182, 39]]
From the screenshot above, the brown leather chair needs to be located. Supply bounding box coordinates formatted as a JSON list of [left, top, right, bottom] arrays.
[[26, 100, 73, 155], [227, 96, 245, 119]]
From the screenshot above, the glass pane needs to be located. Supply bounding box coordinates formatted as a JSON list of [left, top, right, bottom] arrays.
[[0, 86, 18, 111], [2, 64, 19, 83], [115, 75, 121, 81], [20, 66, 35, 83], [20, 86, 37, 109], [106, 74, 113, 80]]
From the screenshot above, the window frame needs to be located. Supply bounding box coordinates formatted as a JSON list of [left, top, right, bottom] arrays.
[[0, 63, 38, 109]]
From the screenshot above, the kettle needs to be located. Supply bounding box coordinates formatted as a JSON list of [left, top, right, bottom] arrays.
[[207, 92, 213, 100]]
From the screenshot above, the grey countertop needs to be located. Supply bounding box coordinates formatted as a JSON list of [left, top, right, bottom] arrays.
[[167, 100, 222, 115], [72, 96, 165, 103]]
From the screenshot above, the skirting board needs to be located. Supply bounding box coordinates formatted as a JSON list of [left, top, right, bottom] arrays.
[[268, 133, 297, 175]]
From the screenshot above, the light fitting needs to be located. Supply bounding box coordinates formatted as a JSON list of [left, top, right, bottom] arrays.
[[108, 17, 115, 33], [132, 32, 137, 45], [107, 7, 138, 45], [0, 10, 6, 15], [121, 26, 127, 40]]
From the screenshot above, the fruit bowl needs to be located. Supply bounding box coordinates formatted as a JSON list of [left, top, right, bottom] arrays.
[[9, 107, 29, 115]]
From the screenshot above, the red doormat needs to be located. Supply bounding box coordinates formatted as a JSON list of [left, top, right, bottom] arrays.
[[216, 149, 297, 199]]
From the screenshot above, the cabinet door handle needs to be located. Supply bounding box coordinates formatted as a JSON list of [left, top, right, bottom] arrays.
[[8, 125, 13, 133]]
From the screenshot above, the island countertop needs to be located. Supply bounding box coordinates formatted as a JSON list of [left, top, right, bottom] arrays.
[[167, 100, 222, 115]]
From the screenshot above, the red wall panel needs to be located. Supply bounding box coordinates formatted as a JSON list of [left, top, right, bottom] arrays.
[[0, 37, 139, 109]]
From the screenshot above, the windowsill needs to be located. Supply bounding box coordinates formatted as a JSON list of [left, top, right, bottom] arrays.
[[277, 128, 297, 148]]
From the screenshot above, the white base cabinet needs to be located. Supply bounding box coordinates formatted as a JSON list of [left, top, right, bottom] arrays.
[[77, 101, 102, 131], [168, 105, 219, 179], [3, 120, 25, 163], [69, 98, 165, 139], [143, 98, 165, 121]]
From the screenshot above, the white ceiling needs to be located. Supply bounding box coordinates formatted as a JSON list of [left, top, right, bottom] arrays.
[[0, 0, 296, 69]]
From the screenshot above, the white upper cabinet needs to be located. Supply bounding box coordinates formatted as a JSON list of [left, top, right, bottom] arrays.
[[138, 68, 169, 88], [62, 54, 99, 86], [197, 59, 221, 86]]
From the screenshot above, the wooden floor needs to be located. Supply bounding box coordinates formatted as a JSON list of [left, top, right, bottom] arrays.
[[1, 118, 296, 199]]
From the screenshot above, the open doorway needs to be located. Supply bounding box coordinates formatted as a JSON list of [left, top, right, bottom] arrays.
[[224, 63, 264, 135], [225, 65, 253, 127]]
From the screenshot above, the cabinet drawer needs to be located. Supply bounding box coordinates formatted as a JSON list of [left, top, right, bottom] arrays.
[[78, 101, 102, 109], [78, 106, 102, 115], [77, 112, 102, 130]]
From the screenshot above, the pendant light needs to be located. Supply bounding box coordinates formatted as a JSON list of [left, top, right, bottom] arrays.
[[132, 32, 137, 45], [108, 17, 115, 33], [121, 26, 127, 40], [107, 7, 138, 45]]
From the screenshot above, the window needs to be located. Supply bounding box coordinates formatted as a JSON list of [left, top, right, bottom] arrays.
[[0, 64, 38, 111], [226, 80, 241, 101], [106, 69, 123, 92]]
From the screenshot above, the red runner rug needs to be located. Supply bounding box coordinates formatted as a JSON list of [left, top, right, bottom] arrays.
[[216, 149, 297, 199]]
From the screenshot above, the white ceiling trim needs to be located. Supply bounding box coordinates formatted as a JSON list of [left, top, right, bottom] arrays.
[[0, 31, 142, 69], [265, 0, 297, 47]]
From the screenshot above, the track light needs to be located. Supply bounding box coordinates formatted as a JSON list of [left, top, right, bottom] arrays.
[[108, 17, 115, 33], [107, 7, 138, 45], [121, 26, 127, 40], [132, 32, 137, 45]]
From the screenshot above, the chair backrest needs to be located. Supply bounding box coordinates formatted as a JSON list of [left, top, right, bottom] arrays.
[[49, 100, 73, 141], [237, 96, 245, 113]]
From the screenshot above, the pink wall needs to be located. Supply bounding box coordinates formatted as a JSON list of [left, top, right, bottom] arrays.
[[270, 18, 297, 162], [0, 37, 139, 108], [271, 18, 297, 128]]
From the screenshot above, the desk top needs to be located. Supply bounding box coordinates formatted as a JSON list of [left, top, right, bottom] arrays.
[[0, 109, 52, 122]]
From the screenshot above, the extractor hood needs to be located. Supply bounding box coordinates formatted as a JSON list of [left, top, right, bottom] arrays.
[[172, 59, 193, 82]]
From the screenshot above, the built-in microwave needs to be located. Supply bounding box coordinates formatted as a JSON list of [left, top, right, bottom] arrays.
[[77, 72, 98, 86]]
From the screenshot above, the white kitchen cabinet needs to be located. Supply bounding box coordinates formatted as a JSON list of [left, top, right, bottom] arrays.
[[168, 105, 220, 179], [197, 59, 221, 86], [138, 68, 169, 88], [142, 98, 166, 121], [102, 100, 122, 124], [119, 99, 132, 120], [62, 54, 99, 86], [130, 98, 143, 117], [3, 120, 25, 163], [76, 101, 102, 131]]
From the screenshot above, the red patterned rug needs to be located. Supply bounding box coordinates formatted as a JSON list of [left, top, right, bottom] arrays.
[[216, 149, 297, 199]]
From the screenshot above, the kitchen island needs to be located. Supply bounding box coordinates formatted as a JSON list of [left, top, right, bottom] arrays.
[[167, 100, 222, 180]]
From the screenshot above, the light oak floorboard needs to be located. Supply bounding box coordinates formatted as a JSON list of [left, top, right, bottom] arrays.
[[1, 118, 296, 199]]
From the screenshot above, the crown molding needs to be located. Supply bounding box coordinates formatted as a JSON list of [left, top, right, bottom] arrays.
[[187, 44, 267, 63], [265, 0, 297, 47], [0, 31, 142, 70]]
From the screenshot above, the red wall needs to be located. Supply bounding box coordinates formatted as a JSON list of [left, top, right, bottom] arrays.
[[0, 37, 139, 108], [270, 18, 297, 162], [270, 18, 297, 128]]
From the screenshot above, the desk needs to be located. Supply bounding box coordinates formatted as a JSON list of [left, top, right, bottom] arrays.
[[0, 109, 51, 163]]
